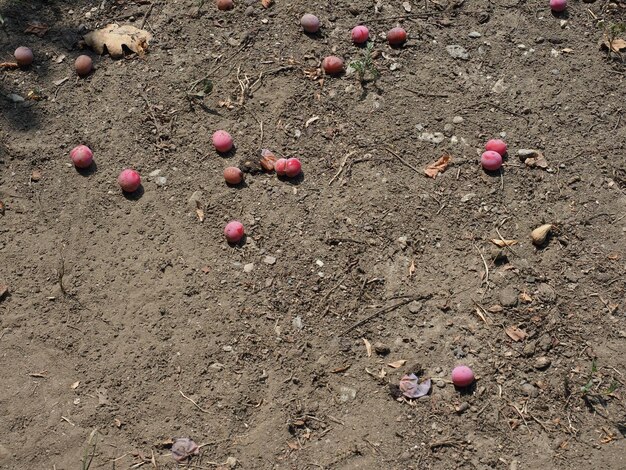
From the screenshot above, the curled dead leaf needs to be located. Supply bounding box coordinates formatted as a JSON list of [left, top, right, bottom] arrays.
[[424, 154, 451, 178], [505, 325, 528, 342], [171, 438, 199, 462], [24, 22, 49, 37], [0, 62, 19, 69], [84, 24, 152, 58], [601, 36, 626, 53], [331, 364, 351, 373], [490, 238, 518, 248], [363, 338, 372, 357], [519, 292, 532, 303], [399, 374, 431, 399], [70, 380, 80, 389], [260, 149, 277, 171], [408, 259, 416, 277], [30, 170, 42, 182], [388, 359, 407, 369], [524, 151, 548, 169]]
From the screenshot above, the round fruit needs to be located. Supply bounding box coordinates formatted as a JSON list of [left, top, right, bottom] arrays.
[[387, 27, 407, 46], [69, 145, 93, 169], [481, 151, 503, 172], [351, 25, 369, 44], [451, 366, 475, 388], [301, 13, 320, 33], [75, 55, 93, 77], [285, 158, 302, 178], [485, 139, 507, 156], [212, 130, 233, 153], [274, 158, 288, 176], [117, 169, 141, 193], [322, 56, 344, 75], [216, 0, 234, 11], [224, 220, 244, 243], [549, 0, 567, 12], [14, 47, 34, 67], [224, 166, 243, 185]]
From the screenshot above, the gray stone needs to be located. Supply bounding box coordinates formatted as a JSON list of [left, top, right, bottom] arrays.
[[436, 380, 446, 388], [154, 176, 167, 186], [339, 386, 357, 402], [468, 31, 482, 39], [521, 383, 539, 398], [243, 263, 254, 273], [292, 316, 303, 330], [263, 255, 277, 265], [499, 287, 519, 308], [523, 341, 536, 357], [534, 356, 552, 370], [374, 342, 390, 355], [446, 45, 470, 60], [537, 283, 556, 303], [407, 301, 421, 313], [452, 115, 464, 124]]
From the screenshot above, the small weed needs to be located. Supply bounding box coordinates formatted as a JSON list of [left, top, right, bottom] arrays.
[[81, 429, 99, 470], [349, 42, 379, 85], [580, 359, 620, 397], [598, 20, 626, 61]]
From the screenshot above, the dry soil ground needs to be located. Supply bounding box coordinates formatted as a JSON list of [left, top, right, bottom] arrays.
[[1, 0, 626, 469]]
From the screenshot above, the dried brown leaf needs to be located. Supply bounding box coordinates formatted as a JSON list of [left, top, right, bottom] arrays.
[[601, 36, 626, 53], [519, 292, 532, 303], [331, 364, 351, 373], [70, 380, 80, 389], [84, 24, 152, 58], [287, 440, 299, 450], [524, 151, 548, 169], [408, 259, 416, 277], [0, 200, 4, 215], [387, 359, 407, 369], [424, 154, 451, 178], [0, 283, 8, 299], [363, 338, 372, 357], [24, 22, 49, 37], [490, 238, 518, 248], [260, 149, 277, 171], [0, 62, 19, 69], [114, 418, 122, 428], [195, 209, 204, 222], [505, 325, 528, 342], [488, 305, 504, 313], [53, 77, 69, 86]]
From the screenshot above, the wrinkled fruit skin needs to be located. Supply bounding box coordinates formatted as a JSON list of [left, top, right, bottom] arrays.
[[224, 220, 244, 243], [485, 139, 507, 156], [451, 365, 475, 388], [75, 55, 93, 77], [481, 151, 503, 171], [351, 25, 369, 44], [224, 166, 243, 185], [212, 130, 233, 153], [387, 27, 407, 46], [14, 46, 34, 67], [70, 145, 94, 168], [322, 56, 344, 75], [301, 14, 320, 33], [549, 0, 567, 12], [118, 169, 141, 193], [274, 158, 288, 176], [285, 158, 302, 178], [216, 0, 234, 11]]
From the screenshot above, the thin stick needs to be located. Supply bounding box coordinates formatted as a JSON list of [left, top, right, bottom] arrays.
[[403, 88, 449, 98], [341, 295, 432, 335], [329, 151, 356, 185], [385, 147, 421, 174], [474, 244, 489, 288], [179, 390, 210, 413], [140, 3, 154, 30]]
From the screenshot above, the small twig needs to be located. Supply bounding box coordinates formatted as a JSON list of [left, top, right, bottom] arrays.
[[384, 147, 421, 174], [140, 3, 154, 30], [179, 390, 210, 413], [403, 88, 449, 98], [61, 416, 75, 426], [317, 274, 349, 308], [342, 294, 432, 335], [474, 244, 489, 289], [329, 151, 356, 185]]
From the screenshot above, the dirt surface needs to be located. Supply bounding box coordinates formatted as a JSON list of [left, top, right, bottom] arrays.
[[1, 0, 626, 469]]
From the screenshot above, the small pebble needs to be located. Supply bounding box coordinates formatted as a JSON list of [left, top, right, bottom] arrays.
[[523, 341, 536, 357], [374, 342, 390, 355], [534, 356, 552, 370], [243, 263, 254, 272], [521, 383, 539, 398], [436, 380, 446, 388], [452, 116, 464, 124], [263, 256, 277, 265], [468, 31, 482, 38], [499, 287, 519, 308], [456, 402, 470, 413]]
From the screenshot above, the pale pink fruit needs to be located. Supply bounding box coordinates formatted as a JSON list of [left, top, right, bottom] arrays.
[[481, 151, 503, 171], [224, 220, 244, 243], [549, 0, 567, 12], [485, 139, 507, 156], [75, 55, 93, 77], [216, 0, 234, 11], [451, 365, 475, 387], [301, 14, 320, 33], [275, 158, 288, 176], [14, 46, 33, 66], [351, 25, 369, 44], [212, 130, 233, 153], [69, 145, 93, 169], [117, 169, 141, 193], [224, 167, 243, 185], [285, 158, 302, 178], [387, 27, 407, 46], [322, 56, 344, 75]]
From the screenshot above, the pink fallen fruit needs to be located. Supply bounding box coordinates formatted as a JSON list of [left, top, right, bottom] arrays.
[[485, 139, 508, 156], [549, 0, 567, 12], [481, 150, 503, 172], [387, 27, 407, 46], [322, 56, 344, 75], [14, 46, 34, 67], [212, 130, 233, 153], [223, 166, 243, 185], [216, 0, 234, 11], [69, 145, 93, 169], [117, 169, 141, 193], [451, 365, 475, 388], [301, 13, 320, 33], [351, 25, 369, 44], [274, 158, 288, 176], [224, 220, 244, 243], [285, 158, 302, 178]]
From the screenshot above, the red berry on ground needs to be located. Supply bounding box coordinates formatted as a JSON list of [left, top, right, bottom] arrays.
[[387, 27, 407, 46], [351, 25, 369, 44], [485, 139, 507, 156], [322, 56, 344, 75], [212, 130, 233, 153], [481, 151, 503, 172], [301, 14, 320, 33], [118, 169, 141, 193], [70, 145, 94, 169], [224, 220, 244, 243], [451, 366, 475, 388], [275, 158, 288, 176], [223, 167, 243, 185], [285, 158, 302, 178]]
